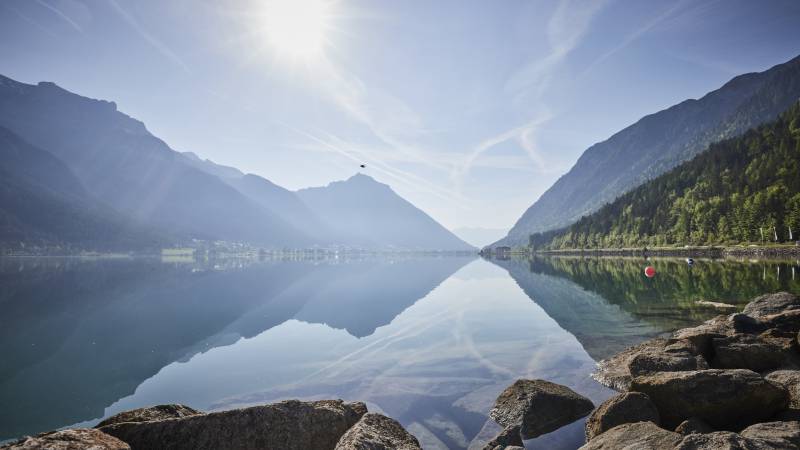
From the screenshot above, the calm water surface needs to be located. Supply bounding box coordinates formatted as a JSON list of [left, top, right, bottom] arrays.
[[2, 255, 800, 449]]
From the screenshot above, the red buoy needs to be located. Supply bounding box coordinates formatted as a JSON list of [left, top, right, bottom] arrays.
[[644, 266, 656, 278]]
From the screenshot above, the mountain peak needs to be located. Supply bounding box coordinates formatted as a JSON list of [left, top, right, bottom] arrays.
[[346, 172, 379, 183]]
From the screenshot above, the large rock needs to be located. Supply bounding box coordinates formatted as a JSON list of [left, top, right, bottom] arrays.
[[0, 429, 130, 450], [489, 379, 594, 439], [674, 417, 714, 435], [766, 371, 800, 408], [741, 421, 800, 448], [579, 422, 682, 449], [593, 338, 670, 391], [761, 310, 800, 334], [711, 334, 786, 372], [630, 369, 789, 429], [629, 351, 709, 377], [481, 425, 523, 450], [594, 332, 716, 391], [584, 392, 660, 440], [672, 315, 733, 356], [99, 399, 366, 450], [334, 413, 420, 450], [675, 431, 796, 449], [743, 292, 800, 318], [96, 404, 202, 428]]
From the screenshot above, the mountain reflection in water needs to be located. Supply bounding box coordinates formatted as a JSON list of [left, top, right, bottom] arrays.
[[1, 255, 798, 449]]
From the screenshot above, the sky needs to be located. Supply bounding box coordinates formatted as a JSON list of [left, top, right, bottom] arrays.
[[1, 0, 800, 232]]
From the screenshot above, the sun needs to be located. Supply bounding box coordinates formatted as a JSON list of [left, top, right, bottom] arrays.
[[262, 0, 334, 62]]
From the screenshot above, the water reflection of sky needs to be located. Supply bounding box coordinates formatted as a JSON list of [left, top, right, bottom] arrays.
[[94, 260, 613, 449], [4, 256, 800, 449]]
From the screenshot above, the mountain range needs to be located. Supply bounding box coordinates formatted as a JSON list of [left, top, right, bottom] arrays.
[[496, 54, 800, 247], [0, 75, 473, 252], [531, 101, 800, 249]]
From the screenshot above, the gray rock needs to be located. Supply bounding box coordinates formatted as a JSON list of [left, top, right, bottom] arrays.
[[584, 392, 660, 440], [712, 334, 786, 372], [628, 351, 709, 377], [96, 404, 202, 428], [672, 315, 733, 356], [594, 319, 731, 392], [630, 369, 789, 429], [0, 429, 130, 450], [741, 421, 800, 447], [766, 370, 800, 408], [759, 329, 800, 355], [761, 310, 800, 334], [675, 431, 795, 449], [675, 417, 715, 435], [743, 292, 800, 318], [481, 425, 523, 450], [100, 399, 367, 450], [730, 313, 769, 334], [489, 379, 594, 439], [593, 338, 670, 391], [334, 413, 420, 450], [578, 422, 683, 449]]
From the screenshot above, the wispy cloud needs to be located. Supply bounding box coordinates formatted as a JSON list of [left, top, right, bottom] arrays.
[[451, 110, 554, 190], [2, 3, 59, 38], [453, 0, 608, 193], [580, 1, 690, 77], [285, 124, 468, 206], [35, 0, 84, 34], [505, 0, 608, 105], [317, 57, 452, 172], [108, 0, 190, 73]]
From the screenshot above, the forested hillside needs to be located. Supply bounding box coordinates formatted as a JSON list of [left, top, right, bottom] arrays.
[[531, 102, 800, 249], [497, 54, 800, 246]]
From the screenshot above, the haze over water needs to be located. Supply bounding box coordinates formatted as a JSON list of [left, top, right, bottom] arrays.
[[2, 255, 800, 449]]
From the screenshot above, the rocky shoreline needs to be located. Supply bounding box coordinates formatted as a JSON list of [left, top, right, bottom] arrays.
[[4, 292, 799, 450], [473, 291, 800, 449], [1, 400, 421, 450], [581, 291, 800, 449]]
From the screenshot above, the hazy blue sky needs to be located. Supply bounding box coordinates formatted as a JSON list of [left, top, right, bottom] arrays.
[[1, 0, 799, 230]]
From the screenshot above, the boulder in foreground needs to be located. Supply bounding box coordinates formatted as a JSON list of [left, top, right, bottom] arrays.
[[675, 430, 796, 449], [99, 399, 366, 450], [766, 370, 800, 409], [584, 392, 660, 440], [740, 421, 800, 448], [743, 292, 800, 318], [481, 425, 523, 450], [334, 413, 421, 450], [96, 404, 202, 428], [489, 379, 594, 439], [630, 369, 789, 429], [1, 429, 130, 450], [674, 417, 714, 436], [579, 421, 682, 450]]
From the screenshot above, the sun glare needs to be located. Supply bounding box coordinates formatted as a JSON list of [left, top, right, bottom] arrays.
[[262, 0, 334, 62]]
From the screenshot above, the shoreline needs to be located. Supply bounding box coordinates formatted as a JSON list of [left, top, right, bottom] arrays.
[[535, 245, 800, 259]]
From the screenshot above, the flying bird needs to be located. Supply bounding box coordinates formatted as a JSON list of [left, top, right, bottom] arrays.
[[360, 164, 366, 168]]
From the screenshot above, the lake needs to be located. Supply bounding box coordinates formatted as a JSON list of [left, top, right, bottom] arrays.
[[2, 255, 800, 449]]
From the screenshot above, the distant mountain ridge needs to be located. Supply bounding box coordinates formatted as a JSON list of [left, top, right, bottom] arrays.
[[496, 54, 800, 246], [0, 75, 309, 248], [297, 174, 475, 251], [181, 152, 337, 242], [0, 74, 470, 251], [0, 126, 164, 249]]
